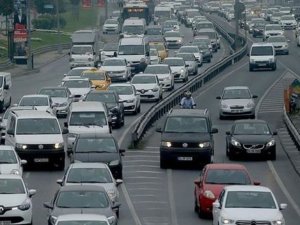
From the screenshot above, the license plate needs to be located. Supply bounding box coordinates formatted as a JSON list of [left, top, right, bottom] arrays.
[[258, 63, 266, 67], [0, 221, 11, 225], [231, 110, 242, 113], [178, 157, 193, 161], [34, 158, 49, 163], [246, 149, 261, 154]]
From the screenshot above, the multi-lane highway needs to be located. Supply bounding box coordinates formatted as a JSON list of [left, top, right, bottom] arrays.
[[5, 11, 300, 225]]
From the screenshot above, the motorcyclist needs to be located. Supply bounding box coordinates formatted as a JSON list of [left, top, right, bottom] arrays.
[[180, 90, 196, 109], [138, 57, 147, 73]]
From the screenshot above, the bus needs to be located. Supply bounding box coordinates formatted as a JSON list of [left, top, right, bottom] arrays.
[[122, 2, 151, 25]]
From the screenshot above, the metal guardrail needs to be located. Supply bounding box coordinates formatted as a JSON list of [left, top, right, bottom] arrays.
[[131, 18, 248, 146], [283, 107, 300, 149]]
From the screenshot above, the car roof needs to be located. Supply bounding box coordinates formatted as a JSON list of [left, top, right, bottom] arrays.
[[205, 163, 248, 170], [224, 86, 250, 90], [164, 57, 184, 60], [168, 109, 209, 117], [197, 28, 216, 32], [12, 110, 55, 119], [119, 37, 144, 45], [70, 67, 94, 70], [109, 83, 133, 87], [77, 133, 113, 139], [57, 214, 108, 222], [165, 31, 180, 34], [234, 119, 267, 124], [103, 57, 125, 61], [252, 42, 274, 47], [224, 185, 271, 192], [64, 77, 89, 81], [70, 101, 106, 111], [21, 94, 49, 98], [39, 86, 68, 90], [59, 184, 106, 192], [69, 162, 109, 169], [133, 73, 157, 77], [147, 64, 169, 67]]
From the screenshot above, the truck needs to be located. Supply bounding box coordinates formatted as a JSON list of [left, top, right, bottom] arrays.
[[70, 30, 100, 68]]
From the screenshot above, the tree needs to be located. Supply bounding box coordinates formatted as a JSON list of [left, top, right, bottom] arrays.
[[33, 0, 65, 14], [0, 0, 14, 16], [70, 0, 80, 20]]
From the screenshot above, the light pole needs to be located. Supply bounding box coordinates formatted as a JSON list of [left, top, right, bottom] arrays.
[[234, 0, 239, 50], [27, 0, 32, 69], [56, 0, 62, 54]]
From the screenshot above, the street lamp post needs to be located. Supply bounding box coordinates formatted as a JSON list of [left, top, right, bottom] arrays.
[[27, 0, 33, 69], [56, 0, 62, 54]]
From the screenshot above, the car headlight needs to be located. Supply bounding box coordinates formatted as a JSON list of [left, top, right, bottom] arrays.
[[126, 98, 135, 103], [17, 199, 31, 211], [109, 160, 120, 166], [49, 216, 57, 225], [269, 58, 274, 63], [283, 44, 288, 47], [203, 190, 215, 199], [266, 139, 275, 147], [161, 141, 172, 147], [16, 143, 27, 150], [221, 217, 235, 224], [272, 220, 284, 225], [199, 142, 210, 148], [246, 102, 254, 108], [108, 216, 116, 225], [180, 69, 185, 74], [231, 138, 241, 147], [54, 143, 64, 149], [10, 169, 21, 175], [221, 103, 228, 109], [178, 39, 182, 43], [152, 87, 159, 92]]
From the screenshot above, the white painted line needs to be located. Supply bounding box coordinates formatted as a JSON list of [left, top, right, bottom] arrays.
[[267, 161, 300, 217], [145, 146, 160, 149], [125, 176, 163, 180], [126, 150, 159, 154], [127, 188, 161, 191], [125, 171, 163, 174], [125, 155, 159, 158], [123, 160, 159, 163], [124, 165, 160, 168], [131, 194, 157, 197], [258, 110, 284, 113], [167, 169, 178, 225]]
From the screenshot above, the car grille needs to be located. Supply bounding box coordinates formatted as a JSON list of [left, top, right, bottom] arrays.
[[243, 144, 265, 150], [256, 61, 269, 64], [136, 89, 150, 94], [230, 106, 244, 109], [25, 144, 57, 150], [170, 142, 202, 148], [269, 33, 278, 36], [274, 46, 282, 48], [236, 220, 271, 225]]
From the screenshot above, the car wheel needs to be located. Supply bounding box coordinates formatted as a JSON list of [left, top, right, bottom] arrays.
[[160, 158, 169, 169], [286, 51, 289, 55], [116, 208, 120, 218], [0, 101, 4, 113], [194, 197, 199, 213], [57, 160, 65, 171], [228, 149, 234, 160], [207, 58, 211, 63], [219, 114, 224, 120], [269, 150, 276, 160], [272, 64, 277, 71], [249, 65, 253, 72], [7, 97, 11, 108], [184, 76, 188, 82], [250, 114, 255, 119], [121, 114, 125, 126], [193, 68, 198, 75]]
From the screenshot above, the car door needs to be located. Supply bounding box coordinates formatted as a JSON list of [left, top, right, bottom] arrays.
[[213, 189, 225, 225], [5, 115, 16, 146], [3, 76, 9, 106]]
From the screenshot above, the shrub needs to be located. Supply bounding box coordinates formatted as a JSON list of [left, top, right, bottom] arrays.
[[32, 14, 66, 29]]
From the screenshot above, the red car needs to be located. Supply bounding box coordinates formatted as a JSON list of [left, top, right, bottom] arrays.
[[194, 163, 260, 218]]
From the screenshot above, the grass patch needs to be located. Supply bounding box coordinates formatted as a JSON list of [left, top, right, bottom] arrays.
[[31, 31, 71, 49], [0, 39, 8, 62]]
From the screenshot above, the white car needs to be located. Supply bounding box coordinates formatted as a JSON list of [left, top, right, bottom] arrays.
[[212, 185, 287, 225], [164, 31, 183, 48], [280, 15, 297, 29], [131, 74, 162, 102], [0, 174, 36, 225], [263, 24, 284, 40], [56, 163, 122, 203], [266, 35, 289, 55], [144, 64, 174, 91], [163, 57, 188, 82], [217, 86, 257, 119], [63, 66, 94, 79], [18, 94, 54, 113], [100, 43, 118, 63], [62, 78, 92, 102], [178, 45, 203, 66], [150, 48, 160, 64], [108, 83, 141, 114], [103, 18, 120, 34], [0, 145, 27, 176], [101, 58, 131, 82], [54, 214, 110, 225]]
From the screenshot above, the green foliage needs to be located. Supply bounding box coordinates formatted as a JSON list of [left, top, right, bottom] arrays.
[[0, 0, 14, 16], [32, 14, 66, 29], [33, 0, 66, 14], [70, 0, 81, 5]]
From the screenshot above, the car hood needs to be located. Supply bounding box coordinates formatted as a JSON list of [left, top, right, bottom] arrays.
[[233, 134, 273, 144], [68, 126, 110, 134], [68, 88, 90, 96], [161, 132, 211, 142], [104, 24, 118, 27], [0, 164, 19, 174], [265, 30, 283, 35], [281, 19, 295, 23], [51, 97, 68, 104], [74, 152, 120, 163], [221, 208, 282, 221], [118, 55, 144, 63], [103, 51, 115, 56], [170, 66, 184, 73], [269, 41, 287, 46], [119, 94, 135, 101], [0, 194, 27, 207], [102, 66, 126, 72], [165, 37, 181, 41], [65, 183, 115, 191], [52, 207, 114, 218], [221, 99, 253, 106], [16, 134, 63, 144], [133, 83, 156, 90]]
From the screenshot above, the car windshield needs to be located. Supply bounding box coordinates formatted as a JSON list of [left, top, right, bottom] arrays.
[[71, 46, 93, 55], [179, 47, 198, 53], [187, 11, 199, 17], [267, 36, 286, 42], [150, 49, 157, 56], [193, 38, 210, 45], [196, 23, 213, 30], [253, 22, 266, 27], [85, 92, 116, 103], [16, 118, 60, 134], [57, 222, 107, 225], [132, 75, 156, 84], [81, 71, 106, 80], [164, 58, 184, 66], [105, 19, 118, 24], [251, 46, 273, 56], [176, 53, 195, 61], [147, 28, 162, 35], [67, 168, 113, 183], [222, 89, 251, 99], [69, 112, 107, 126], [39, 89, 68, 98], [67, 68, 90, 77], [75, 137, 117, 153], [233, 122, 271, 135], [265, 25, 281, 30], [103, 59, 126, 66], [118, 45, 144, 55], [123, 25, 144, 34], [0, 150, 17, 164], [155, 10, 171, 17], [19, 96, 48, 106], [112, 11, 120, 17], [205, 169, 251, 184], [197, 32, 215, 39], [109, 86, 133, 95], [103, 43, 118, 51], [225, 191, 276, 209], [164, 32, 181, 37], [164, 116, 208, 133], [56, 191, 109, 208], [281, 15, 294, 20], [0, 179, 25, 194], [63, 80, 90, 88], [164, 21, 178, 27], [0, 77, 3, 87], [149, 43, 165, 51], [145, 66, 170, 74]]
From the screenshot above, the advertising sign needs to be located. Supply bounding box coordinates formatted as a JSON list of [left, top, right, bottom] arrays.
[[82, 0, 92, 8]]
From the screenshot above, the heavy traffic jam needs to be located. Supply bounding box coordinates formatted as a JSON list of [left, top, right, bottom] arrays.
[[0, 0, 299, 224]]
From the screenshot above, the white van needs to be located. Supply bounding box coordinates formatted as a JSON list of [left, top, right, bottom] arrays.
[[154, 6, 173, 25], [65, 101, 111, 150], [121, 18, 146, 38], [249, 43, 276, 71], [0, 72, 12, 112]]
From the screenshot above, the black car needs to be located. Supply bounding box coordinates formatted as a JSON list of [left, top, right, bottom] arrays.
[[43, 185, 120, 225], [156, 109, 218, 168], [252, 22, 266, 38], [84, 90, 125, 128], [68, 133, 125, 179], [226, 119, 277, 160]]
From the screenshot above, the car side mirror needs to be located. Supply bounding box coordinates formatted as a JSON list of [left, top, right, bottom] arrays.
[[64, 122, 68, 128], [156, 127, 162, 132], [28, 189, 36, 197], [43, 202, 53, 209], [212, 201, 221, 209], [4, 84, 9, 90], [194, 180, 201, 187], [146, 52, 150, 57], [20, 159, 27, 165], [7, 129, 14, 136], [253, 181, 260, 185], [216, 96, 221, 99], [211, 128, 218, 134], [56, 179, 63, 186], [116, 179, 123, 186], [252, 95, 258, 98], [62, 128, 69, 134], [226, 131, 231, 135], [279, 203, 287, 210], [273, 131, 278, 135], [112, 202, 121, 209]]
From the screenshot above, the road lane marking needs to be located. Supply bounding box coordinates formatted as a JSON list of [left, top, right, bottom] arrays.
[[125, 171, 163, 174], [267, 161, 300, 217], [125, 176, 163, 180], [123, 160, 159, 163], [124, 165, 160, 168], [167, 169, 178, 225]]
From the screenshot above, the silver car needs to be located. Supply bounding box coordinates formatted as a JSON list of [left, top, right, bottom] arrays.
[[54, 214, 110, 225], [163, 57, 189, 82], [176, 53, 198, 75], [266, 35, 289, 55], [103, 19, 120, 34], [216, 86, 257, 119], [101, 57, 131, 82]]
